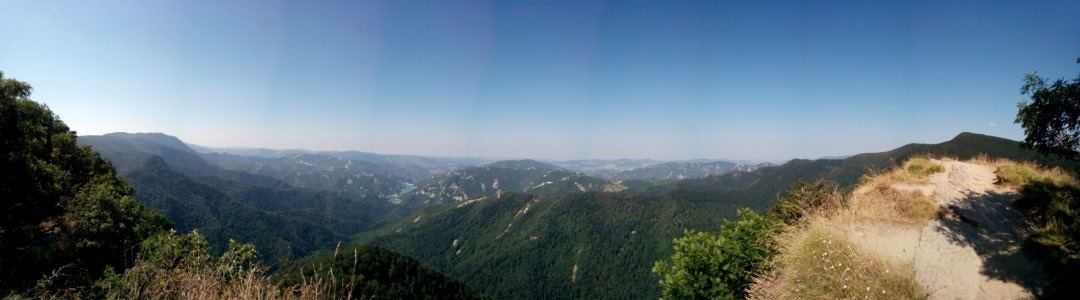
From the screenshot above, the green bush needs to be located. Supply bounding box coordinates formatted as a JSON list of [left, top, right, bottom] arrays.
[[653, 208, 780, 299], [96, 230, 267, 299]]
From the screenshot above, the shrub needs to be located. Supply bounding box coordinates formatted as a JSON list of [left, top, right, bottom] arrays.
[[769, 179, 845, 225], [653, 208, 780, 299], [95, 230, 291, 299]]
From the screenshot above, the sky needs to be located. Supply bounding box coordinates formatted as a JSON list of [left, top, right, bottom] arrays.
[[1, 1, 1078, 161]]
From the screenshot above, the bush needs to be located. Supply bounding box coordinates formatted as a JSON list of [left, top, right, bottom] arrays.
[[96, 230, 281, 299], [653, 208, 780, 299], [768, 179, 845, 225]]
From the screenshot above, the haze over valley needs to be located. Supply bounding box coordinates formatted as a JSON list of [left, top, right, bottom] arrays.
[[2, 0, 1079, 299]]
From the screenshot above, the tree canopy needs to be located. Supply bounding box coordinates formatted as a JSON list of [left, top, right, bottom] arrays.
[[0, 71, 170, 294], [1016, 57, 1080, 159]]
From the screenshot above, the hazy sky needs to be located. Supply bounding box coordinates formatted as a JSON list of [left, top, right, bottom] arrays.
[[2, 1, 1078, 160]]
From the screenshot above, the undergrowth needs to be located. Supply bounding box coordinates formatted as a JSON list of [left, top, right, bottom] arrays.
[[93, 231, 355, 300], [987, 159, 1080, 297]]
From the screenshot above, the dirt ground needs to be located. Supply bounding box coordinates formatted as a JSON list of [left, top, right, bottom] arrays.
[[846, 160, 1046, 299]]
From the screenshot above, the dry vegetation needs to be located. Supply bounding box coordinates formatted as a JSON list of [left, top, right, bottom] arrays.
[[750, 223, 920, 300], [752, 155, 1080, 299], [848, 157, 944, 226], [94, 235, 363, 300], [751, 156, 948, 299]]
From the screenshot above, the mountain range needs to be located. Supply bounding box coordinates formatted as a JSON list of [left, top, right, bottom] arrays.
[[77, 131, 1076, 299]]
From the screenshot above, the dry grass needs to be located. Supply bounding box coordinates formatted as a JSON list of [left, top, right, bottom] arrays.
[[998, 163, 1075, 188], [750, 222, 923, 300], [963, 154, 1076, 188], [849, 156, 943, 226], [749, 157, 947, 299], [868, 156, 946, 185], [846, 182, 939, 226], [101, 249, 359, 300], [752, 155, 1080, 299], [103, 266, 296, 299]]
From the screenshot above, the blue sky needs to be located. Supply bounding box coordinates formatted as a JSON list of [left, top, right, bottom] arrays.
[[1, 1, 1078, 161]]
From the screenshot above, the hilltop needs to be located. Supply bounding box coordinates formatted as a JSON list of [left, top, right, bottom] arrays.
[[67, 130, 1080, 299], [749, 157, 1073, 299]]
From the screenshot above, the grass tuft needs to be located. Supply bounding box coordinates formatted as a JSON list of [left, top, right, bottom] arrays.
[[905, 157, 946, 180], [750, 223, 923, 299]]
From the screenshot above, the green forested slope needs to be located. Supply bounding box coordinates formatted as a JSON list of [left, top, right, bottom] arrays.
[[361, 132, 1077, 299], [79, 133, 396, 264], [366, 191, 749, 299], [279, 244, 491, 299]]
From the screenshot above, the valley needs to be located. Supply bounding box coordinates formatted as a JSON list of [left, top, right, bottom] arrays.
[[5, 1, 1076, 298], [74, 131, 1077, 299]]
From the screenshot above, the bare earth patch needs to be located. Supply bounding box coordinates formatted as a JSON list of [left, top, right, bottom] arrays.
[[845, 160, 1046, 299], [917, 160, 1046, 299], [754, 158, 1054, 299]]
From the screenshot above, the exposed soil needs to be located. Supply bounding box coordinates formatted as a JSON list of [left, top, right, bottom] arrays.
[[846, 160, 1046, 299]]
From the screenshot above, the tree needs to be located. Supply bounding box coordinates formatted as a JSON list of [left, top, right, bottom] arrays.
[[1016, 57, 1080, 159], [0, 71, 170, 294], [652, 208, 780, 300]]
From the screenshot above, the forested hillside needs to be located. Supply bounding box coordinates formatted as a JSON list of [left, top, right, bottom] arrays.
[[202, 152, 413, 200], [359, 132, 1079, 299], [79, 133, 397, 263], [278, 244, 490, 299], [7, 63, 1070, 299], [368, 192, 744, 299], [1, 71, 479, 298]]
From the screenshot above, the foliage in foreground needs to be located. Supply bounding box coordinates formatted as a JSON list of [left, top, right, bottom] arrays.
[[652, 208, 780, 300], [1015, 57, 1080, 159], [652, 179, 841, 299], [654, 158, 945, 299], [98, 230, 488, 300], [0, 71, 170, 295], [747, 158, 940, 299], [996, 161, 1080, 297], [96, 230, 294, 299]]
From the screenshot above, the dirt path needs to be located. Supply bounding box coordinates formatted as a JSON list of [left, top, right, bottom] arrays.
[[851, 160, 1046, 299]]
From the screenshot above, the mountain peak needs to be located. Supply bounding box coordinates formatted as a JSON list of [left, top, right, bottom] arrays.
[[485, 159, 564, 171], [101, 132, 195, 153]]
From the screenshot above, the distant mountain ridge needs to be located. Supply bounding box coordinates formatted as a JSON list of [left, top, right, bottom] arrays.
[[201, 152, 413, 201], [196, 144, 773, 183], [603, 160, 772, 181], [360, 132, 1078, 299], [77, 131, 1079, 299], [78, 133, 395, 263], [193, 144, 492, 180], [484, 159, 566, 171], [402, 159, 609, 205]]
